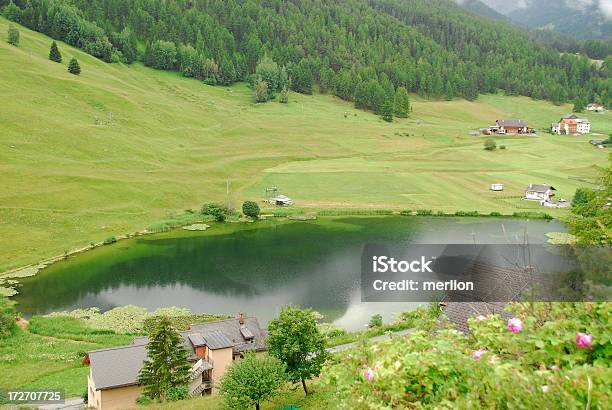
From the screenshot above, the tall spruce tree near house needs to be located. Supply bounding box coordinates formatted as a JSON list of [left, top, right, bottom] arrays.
[[67, 58, 81, 75], [49, 41, 62, 63], [267, 306, 329, 395], [7, 24, 19, 46], [138, 317, 190, 402]]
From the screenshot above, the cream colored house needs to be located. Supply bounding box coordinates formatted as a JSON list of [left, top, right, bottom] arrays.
[[85, 315, 266, 410], [524, 184, 556, 202]]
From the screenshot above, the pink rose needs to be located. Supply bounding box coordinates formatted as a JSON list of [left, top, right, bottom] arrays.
[[472, 349, 486, 360], [575, 332, 593, 349], [507, 318, 523, 333], [364, 367, 374, 382]]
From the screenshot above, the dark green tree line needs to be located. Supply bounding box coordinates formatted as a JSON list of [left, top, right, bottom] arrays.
[[3, 0, 611, 109]]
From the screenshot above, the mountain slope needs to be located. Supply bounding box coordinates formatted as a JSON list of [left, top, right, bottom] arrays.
[[1, 17, 610, 272], [478, 0, 612, 40], [455, 0, 509, 21], [2, 0, 609, 106]]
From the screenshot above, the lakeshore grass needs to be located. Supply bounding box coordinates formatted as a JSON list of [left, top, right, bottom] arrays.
[[1, 17, 610, 271], [0, 324, 132, 396]]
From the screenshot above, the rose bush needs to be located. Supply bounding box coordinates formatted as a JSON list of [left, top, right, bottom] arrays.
[[324, 302, 610, 408]]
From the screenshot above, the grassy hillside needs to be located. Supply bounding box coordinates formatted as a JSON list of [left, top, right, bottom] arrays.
[[0, 17, 610, 271]]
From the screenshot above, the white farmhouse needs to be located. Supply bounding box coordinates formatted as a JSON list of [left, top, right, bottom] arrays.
[[551, 114, 591, 135], [524, 184, 556, 201], [576, 119, 591, 134], [586, 103, 605, 112]]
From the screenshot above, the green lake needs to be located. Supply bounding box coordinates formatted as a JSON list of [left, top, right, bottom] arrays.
[[14, 217, 564, 330]]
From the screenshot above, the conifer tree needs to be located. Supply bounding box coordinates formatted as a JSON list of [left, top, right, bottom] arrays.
[[68, 58, 81, 75], [381, 99, 394, 122], [138, 317, 190, 402], [7, 24, 19, 46], [49, 41, 62, 63], [394, 87, 410, 118], [279, 85, 289, 103], [253, 78, 269, 103]]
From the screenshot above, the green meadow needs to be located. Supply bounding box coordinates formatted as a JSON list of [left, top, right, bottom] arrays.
[[0, 17, 610, 271]]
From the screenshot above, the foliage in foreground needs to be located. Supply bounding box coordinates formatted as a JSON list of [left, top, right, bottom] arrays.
[[569, 155, 611, 244], [325, 302, 611, 409], [220, 353, 287, 410], [267, 306, 329, 395]]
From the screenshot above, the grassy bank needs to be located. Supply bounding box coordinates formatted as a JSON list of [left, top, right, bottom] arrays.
[[0, 308, 228, 396], [0, 323, 131, 396], [1, 17, 609, 271]]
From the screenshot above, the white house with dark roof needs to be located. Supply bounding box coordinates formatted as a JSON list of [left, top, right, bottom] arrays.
[[524, 184, 556, 201], [587, 103, 605, 112], [85, 315, 266, 410]]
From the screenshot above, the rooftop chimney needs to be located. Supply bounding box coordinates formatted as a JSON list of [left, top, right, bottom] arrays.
[[238, 312, 245, 325]]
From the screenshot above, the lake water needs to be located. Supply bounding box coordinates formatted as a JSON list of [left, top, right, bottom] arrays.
[[14, 217, 564, 330]]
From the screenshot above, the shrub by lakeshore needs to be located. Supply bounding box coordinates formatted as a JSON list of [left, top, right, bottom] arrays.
[[103, 236, 117, 244], [324, 302, 610, 408], [45, 306, 228, 334], [242, 201, 261, 219], [201, 202, 234, 222]]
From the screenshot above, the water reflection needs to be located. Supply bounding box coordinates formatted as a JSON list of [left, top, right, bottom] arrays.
[[15, 217, 563, 330]]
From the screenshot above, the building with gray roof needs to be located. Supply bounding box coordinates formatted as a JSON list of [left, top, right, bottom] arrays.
[[85, 315, 266, 410]]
